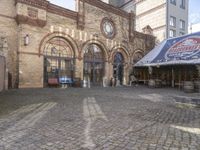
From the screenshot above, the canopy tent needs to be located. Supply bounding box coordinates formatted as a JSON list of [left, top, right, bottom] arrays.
[[135, 32, 200, 67]]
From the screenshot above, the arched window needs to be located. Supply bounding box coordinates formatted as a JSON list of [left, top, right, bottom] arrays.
[[83, 44, 105, 86], [43, 37, 74, 87], [113, 52, 124, 85], [114, 52, 124, 64], [44, 37, 74, 58], [133, 51, 143, 64], [84, 44, 104, 62]]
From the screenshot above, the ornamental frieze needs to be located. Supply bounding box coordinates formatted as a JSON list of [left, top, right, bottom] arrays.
[[15, 15, 47, 27]]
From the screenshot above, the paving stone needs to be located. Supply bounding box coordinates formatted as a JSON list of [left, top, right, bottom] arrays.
[[0, 87, 199, 149]]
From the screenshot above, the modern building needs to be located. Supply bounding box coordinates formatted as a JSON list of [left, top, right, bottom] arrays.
[[109, 0, 189, 43], [188, 23, 200, 34], [0, 0, 155, 90]]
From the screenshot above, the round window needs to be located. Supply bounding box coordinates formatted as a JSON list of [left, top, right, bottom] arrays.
[[101, 18, 116, 39]]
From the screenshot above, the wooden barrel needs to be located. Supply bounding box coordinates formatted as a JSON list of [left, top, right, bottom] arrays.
[[194, 81, 200, 93], [148, 79, 156, 88], [183, 81, 194, 93]]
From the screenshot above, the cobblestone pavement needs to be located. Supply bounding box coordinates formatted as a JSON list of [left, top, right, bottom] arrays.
[[0, 86, 200, 150]]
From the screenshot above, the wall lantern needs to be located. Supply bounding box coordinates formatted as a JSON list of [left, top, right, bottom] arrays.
[[24, 34, 29, 46]]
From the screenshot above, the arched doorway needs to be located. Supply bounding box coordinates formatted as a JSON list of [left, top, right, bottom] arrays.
[[133, 51, 144, 64], [43, 37, 75, 87], [83, 44, 105, 86], [113, 52, 124, 85]]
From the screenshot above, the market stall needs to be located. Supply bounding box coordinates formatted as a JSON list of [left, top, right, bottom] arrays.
[[134, 32, 200, 92]]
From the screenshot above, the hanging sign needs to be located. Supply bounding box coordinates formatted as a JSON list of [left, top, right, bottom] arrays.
[[152, 32, 200, 64], [165, 37, 200, 60]]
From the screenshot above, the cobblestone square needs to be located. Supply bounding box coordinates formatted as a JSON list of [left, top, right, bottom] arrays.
[[0, 86, 200, 150]]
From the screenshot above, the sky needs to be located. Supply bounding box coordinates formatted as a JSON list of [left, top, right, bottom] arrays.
[[49, 0, 75, 10], [49, 0, 200, 25], [189, 0, 200, 24]]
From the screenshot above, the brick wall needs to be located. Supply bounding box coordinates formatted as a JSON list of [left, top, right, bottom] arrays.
[[0, 0, 18, 88], [0, 0, 155, 88]]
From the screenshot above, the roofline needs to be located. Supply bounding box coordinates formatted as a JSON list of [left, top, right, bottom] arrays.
[[119, 0, 134, 8], [15, 0, 130, 20]]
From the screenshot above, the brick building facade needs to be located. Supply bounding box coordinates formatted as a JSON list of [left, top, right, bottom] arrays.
[[0, 0, 155, 89]]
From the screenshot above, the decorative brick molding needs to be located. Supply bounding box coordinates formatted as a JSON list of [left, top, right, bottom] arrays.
[[109, 45, 131, 63], [47, 4, 78, 20], [80, 0, 129, 19], [129, 12, 135, 40], [15, 15, 47, 27], [15, 0, 78, 21], [15, 0, 49, 10], [132, 49, 144, 64], [15, 0, 130, 21], [77, 0, 85, 30], [39, 32, 79, 59], [81, 39, 109, 61], [15, 0, 130, 29], [27, 7, 38, 19]]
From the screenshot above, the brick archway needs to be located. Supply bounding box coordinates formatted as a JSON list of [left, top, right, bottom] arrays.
[[110, 46, 130, 64], [39, 32, 79, 87], [81, 40, 109, 86], [81, 40, 109, 61], [39, 32, 79, 58], [110, 46, 131, 85], [132, 49, 145, 64]]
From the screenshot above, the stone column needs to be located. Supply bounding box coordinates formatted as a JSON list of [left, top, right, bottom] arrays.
[[75, 58, 83, 80], [123, 64, 129, 85], [107, 62, 113, 86], [0, 37, 8, 90], [104, 61, 109, 87]]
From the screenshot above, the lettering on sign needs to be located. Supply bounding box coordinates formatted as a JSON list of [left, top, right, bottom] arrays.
[[165, 37, 200, 60]]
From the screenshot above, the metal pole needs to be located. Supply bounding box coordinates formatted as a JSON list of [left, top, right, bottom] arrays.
[[172, 67, 174, 88]]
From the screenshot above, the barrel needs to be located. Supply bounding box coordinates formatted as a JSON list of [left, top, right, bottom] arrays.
[[194, 81, 200, 93], [183, 81, 194, 93], [148, 79, 156, 88]]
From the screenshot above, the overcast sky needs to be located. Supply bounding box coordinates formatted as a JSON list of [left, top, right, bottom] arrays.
[[49, 0, 200, 25]]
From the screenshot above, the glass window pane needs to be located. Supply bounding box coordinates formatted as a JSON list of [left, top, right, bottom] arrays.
[[170, 0, 176, 5], [170, 16, 176, 27], [180, 0, 185, 9], [180, 19, 185, 30], [169, 29, 176, 38]]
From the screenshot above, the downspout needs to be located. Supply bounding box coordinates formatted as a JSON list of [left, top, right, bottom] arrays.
[[172, 67, 175, 88]]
